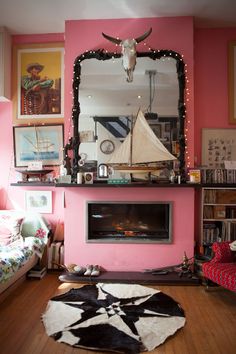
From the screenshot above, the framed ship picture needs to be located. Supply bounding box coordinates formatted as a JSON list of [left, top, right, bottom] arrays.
[[13, 124, 64, 167]]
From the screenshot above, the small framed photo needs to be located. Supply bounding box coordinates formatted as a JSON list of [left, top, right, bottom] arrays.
[[13, 124, 64, 167], [150, 123, 162, 138], [12, 42, 64, 124], [79, 130, 95, 142], [25, 191, 52, 213], [202, 128, 236, 168], [188, 169, 201, 183], [165, 123, 171, 133]]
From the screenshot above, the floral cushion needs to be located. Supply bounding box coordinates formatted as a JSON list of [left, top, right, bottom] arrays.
[[0, 210, 50, 244], [0, 212, 23, 237], [20, 212, 50, 243], [0, 212, 23, 246]]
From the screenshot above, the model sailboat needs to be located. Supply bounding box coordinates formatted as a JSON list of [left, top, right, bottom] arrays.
[[108, 110, 176, 174]]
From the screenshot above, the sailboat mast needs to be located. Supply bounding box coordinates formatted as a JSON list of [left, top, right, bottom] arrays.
[[35, 126, 40, 156], [129, 115, 133, 166]]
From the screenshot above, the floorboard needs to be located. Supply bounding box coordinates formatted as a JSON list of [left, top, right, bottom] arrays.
[[0, 272, 235, 354]]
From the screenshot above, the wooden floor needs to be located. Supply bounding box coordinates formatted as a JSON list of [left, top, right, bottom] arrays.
[[0, 273, 236, 354]]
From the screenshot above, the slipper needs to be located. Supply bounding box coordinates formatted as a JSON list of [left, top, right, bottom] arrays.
[[84, 264, 93, 276], [73, 265, 86, 275], [91, 265, 100, 277]]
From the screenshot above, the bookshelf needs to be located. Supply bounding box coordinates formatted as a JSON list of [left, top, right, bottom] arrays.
[[200, 187, 236, 256]]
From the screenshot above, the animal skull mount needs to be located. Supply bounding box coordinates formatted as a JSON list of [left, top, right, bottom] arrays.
[[102, 28, 152, 82]]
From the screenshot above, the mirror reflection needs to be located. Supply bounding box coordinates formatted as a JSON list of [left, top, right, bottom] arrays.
[[67, 49, 186, 182], [79, 57, 179, 164]]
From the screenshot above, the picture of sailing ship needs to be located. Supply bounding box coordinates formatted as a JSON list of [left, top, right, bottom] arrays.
[[23, 135, 56, 160], [107, 110, 176, 177], [13, 124, 64, 167]]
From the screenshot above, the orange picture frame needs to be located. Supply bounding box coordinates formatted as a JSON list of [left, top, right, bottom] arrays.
[[12, 42, 64, 125]]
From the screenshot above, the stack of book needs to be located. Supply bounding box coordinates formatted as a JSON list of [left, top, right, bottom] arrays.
[[27, 266, 47, 279]]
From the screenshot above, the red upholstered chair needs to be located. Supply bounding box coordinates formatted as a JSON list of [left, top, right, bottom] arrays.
[[202, 242, 236, 292]]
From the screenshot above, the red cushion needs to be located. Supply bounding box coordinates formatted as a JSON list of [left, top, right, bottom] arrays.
[[211, 242, 235, 263]]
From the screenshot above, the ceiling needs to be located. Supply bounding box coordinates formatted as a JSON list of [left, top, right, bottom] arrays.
[[0, 0, 236, 34]]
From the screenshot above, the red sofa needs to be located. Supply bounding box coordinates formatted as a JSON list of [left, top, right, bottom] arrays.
[[202, 242, 236, 292]]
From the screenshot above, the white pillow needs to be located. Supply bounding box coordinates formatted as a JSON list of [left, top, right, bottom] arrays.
[[229, 240, 236, 251]]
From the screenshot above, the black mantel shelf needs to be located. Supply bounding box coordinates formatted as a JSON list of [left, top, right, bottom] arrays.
[[54, 182, 201, 188], [10, 182, 236, 188]]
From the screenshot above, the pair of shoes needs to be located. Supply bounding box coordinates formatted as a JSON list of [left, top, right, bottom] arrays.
[[84, 264, 100, 277]]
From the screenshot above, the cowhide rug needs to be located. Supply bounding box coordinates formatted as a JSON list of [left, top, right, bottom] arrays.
[[42, 283, 185, 353]]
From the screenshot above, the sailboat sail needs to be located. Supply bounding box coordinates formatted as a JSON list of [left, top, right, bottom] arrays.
[[108, 110, 176, 167]]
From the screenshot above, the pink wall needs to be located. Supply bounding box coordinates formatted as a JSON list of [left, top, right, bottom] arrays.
[[0, 102, 14, 209], [3, 17, 235, 269], [64, 17, 195, 164], [0, 33, 64, 228], [194, 28, 236, 165], [64, 187, 195, 271], [63, 17, 195, 270]]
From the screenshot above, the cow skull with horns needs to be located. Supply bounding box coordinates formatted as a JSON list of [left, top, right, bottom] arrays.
[[102, 28, 152, 82]]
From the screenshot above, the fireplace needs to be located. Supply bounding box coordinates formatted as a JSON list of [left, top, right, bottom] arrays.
[[86, 201, 172, 244]]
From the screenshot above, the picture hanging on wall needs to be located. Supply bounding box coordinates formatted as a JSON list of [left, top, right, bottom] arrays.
[[228, 41, 236, 124], [202, 128, 236, 168], [25, 190, 52, 214], [12, 43, 64, 125], [13, 124, 64, 167]]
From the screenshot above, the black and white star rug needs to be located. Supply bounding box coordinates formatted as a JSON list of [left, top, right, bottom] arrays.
[[42, 283, 185, 353]]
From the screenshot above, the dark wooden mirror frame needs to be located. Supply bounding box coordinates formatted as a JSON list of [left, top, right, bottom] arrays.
[[64, 49, 186, 182]]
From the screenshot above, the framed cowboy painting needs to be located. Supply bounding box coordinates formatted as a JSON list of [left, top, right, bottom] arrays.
[[12, 43, 64, 124]]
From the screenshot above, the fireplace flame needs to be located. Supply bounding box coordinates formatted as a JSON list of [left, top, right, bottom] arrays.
[[124, 231, 136, 236]]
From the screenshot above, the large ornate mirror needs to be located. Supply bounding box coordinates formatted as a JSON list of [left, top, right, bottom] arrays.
[[65, 49, 186, 182]]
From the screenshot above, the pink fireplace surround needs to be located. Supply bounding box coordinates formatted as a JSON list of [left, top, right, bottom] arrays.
[[64, 187, 195, 271], [63, 17, 195, 272]]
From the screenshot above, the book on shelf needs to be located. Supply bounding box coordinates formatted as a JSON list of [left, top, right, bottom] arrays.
[[200, 168, 236, 184], [213, 205, 226, 219], [203, 205, 214, 219]]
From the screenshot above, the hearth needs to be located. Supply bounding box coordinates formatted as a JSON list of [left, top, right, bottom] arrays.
[[86, 201, 172, 243]]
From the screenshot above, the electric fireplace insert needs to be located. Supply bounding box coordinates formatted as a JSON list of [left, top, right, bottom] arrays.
[[86, 201, 172, 243]]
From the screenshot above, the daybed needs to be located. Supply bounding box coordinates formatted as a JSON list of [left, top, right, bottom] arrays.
[[202, 241, 236, 292], [0, 210, 50, 297]]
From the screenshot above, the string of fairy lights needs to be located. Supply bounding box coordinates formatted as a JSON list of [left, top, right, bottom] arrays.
[[66, 40, 191, 174]]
